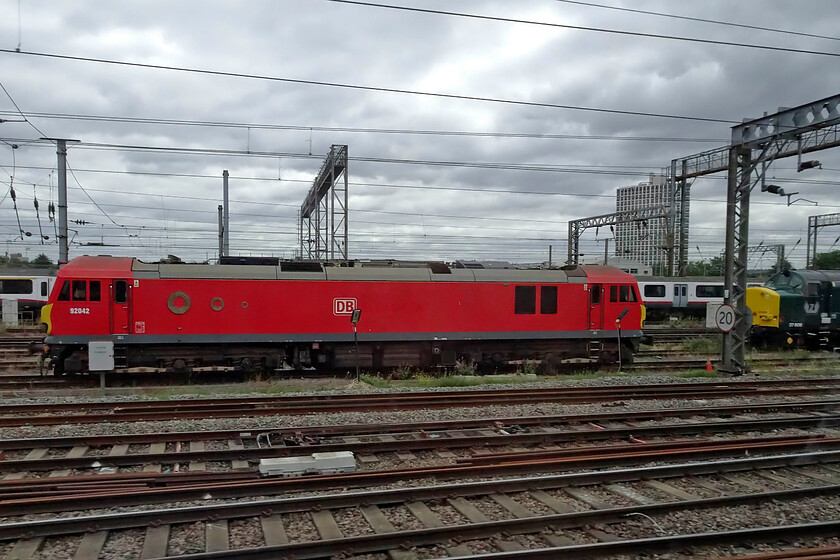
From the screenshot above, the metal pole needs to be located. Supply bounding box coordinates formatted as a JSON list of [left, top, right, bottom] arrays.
[[222, 170, 229, 257], [604, 238, 609, 265], [56, 140, 68, 263], [721, 147, 738, 372], [217, 205, 223, 260], [548, 245, 552, 267], [344, 148, 349, 260], [353, 324, 359, 381]]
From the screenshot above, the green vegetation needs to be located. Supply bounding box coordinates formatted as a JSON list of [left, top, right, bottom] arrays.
[[360, 374, 390, 388], [813, 250, 840, 270], [0, 253, 57, 269], [681, 336, 722, 354]]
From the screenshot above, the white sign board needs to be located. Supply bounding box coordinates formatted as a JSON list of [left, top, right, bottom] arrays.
[[713, 303, 736, 333]]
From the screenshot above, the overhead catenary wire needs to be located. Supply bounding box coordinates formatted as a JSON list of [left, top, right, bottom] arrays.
[[0, 49, 735, 124], [323, 0, 840, 58], [552, 0, 840, 42], [0, 110, 727, 143]]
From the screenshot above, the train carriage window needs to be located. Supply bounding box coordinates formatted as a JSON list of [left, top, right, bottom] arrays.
[[540, 286, 557, 314], [72, 281, 86, 301], [40, 281, 48, 297], [644, 284, 666, 298], [514, 286, 537, 315], [57, 280, 70, 301], [515, 286, 536, 314], [89, 281, 101, 302], [696, 285, 725, 298], [610, 286, 618, 302], [0, 279, 33, 294], [591, 285, 601, 304], [114, 280, 128, 304]]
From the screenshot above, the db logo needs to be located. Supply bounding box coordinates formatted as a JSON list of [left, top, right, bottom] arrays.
[[333, 298, 357, 315]]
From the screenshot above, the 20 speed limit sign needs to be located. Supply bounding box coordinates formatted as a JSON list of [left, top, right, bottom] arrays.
[[715, 304, 736, 333]]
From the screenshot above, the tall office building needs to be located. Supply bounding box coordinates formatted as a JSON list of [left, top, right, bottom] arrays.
[[614, 173, 689, 272]]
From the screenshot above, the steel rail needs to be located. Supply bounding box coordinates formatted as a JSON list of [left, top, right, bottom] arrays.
[[139, 494, 840, 560], [2, 397, 837, 451], [3, 382, 840, 427], [2, 436, 839, 515], [411, 521, 840, 560], [719, 546, 840, 560], [1, 450, 838, 541], [4, 413, 840, 474], [4, 377, 840, 413]]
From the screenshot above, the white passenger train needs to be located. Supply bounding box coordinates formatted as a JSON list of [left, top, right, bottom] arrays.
[[635, 276, 725, 318], [0, 271, 56, 321]]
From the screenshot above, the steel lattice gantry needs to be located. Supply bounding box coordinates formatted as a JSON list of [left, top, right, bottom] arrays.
[[299, 145, 349, 260], [806, 212, 840, 268], [722, 95, 840, 374], [567, 206, 670, 266], [748, 244, 786, 272]]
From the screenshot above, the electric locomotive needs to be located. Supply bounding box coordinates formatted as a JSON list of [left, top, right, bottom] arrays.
[[41, 255, 646, 375], [748, 269, 840, 348]]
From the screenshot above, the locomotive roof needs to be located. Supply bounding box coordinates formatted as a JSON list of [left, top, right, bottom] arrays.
[[59, 256, 635, 283], [779, 269, 840, 282]]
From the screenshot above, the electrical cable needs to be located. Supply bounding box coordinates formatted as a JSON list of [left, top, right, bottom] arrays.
[[0, 49, 735, 124], [0, 109, 727, 143], [552, 0, 840, 42], [324, 0, 840, 58]]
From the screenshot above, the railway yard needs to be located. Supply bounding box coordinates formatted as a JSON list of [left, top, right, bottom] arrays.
[[2, 329, 840, 558]]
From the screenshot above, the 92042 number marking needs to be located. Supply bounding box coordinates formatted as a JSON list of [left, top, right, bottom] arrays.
[[70, 307, 90, 315]]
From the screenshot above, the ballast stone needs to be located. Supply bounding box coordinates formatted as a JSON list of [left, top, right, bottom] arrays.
[[259, 451, 355, 477]]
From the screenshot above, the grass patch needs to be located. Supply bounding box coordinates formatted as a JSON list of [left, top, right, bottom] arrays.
[[360, 374, 390, 388], [681, 336, 722, 354]]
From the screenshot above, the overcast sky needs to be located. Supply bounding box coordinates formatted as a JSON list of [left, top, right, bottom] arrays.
[[0, 0, 838, 268]]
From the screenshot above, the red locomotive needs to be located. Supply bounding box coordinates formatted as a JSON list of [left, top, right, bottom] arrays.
[[41, 256, 646, 375]]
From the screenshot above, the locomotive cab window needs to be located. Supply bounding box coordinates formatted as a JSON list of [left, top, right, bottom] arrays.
[[807, 282, 820, 297], [515, 285, 536, 314], [590, 285, 601, 304], [619, 285, 635, 302], [89, 281, 101, 302], [114, 280, 128, 304], [610, 286, 618, 302], [57, 280, 71, 301], [540, 286, 557, 314], [72, 281, 86, 301], [644, 284, 666, 298]]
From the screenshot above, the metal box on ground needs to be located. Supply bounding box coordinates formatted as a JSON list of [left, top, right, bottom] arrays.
[[88, 341, 115, 371]]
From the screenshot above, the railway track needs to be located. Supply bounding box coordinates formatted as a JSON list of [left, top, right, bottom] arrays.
[[3, 377, 840, 427], [2, 450, 839, 558]]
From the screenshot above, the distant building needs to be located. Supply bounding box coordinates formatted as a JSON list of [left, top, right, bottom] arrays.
[[614, 173, 689, 272], [581, 256, 652, 276]]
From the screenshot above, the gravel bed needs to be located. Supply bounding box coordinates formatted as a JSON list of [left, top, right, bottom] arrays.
[[333, 507, 376, 537], [283, 512, 320, 542], [99, 529, 145, 559], [30, 535, 76, 560], [167, 522, 205, 556], [508, 491, 554, 516], [228, 517, 264, 549], [427, 501, 467, 525], [379, 505, 426, 531]]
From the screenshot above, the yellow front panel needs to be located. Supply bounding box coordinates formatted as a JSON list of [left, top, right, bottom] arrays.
[[746, 287, 779, 328], [41, 303, 53, 335]]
